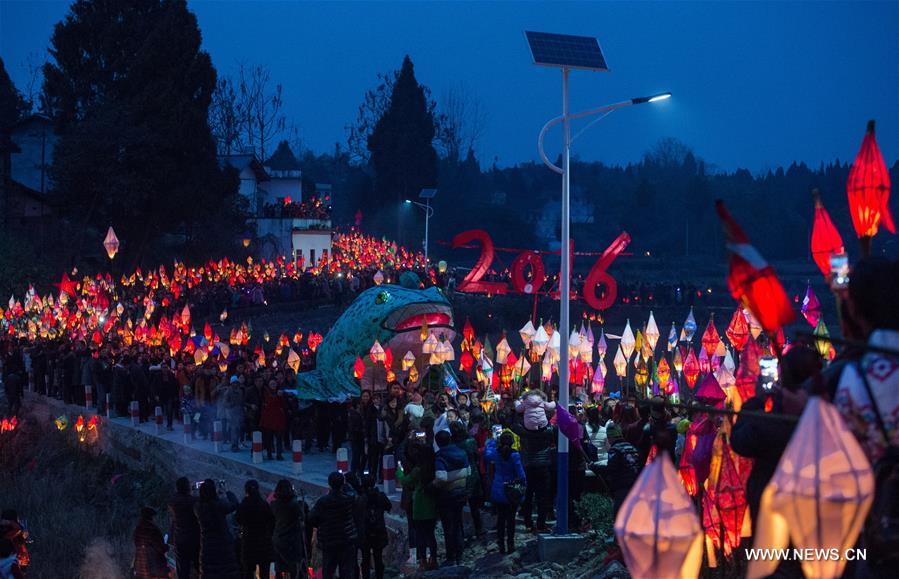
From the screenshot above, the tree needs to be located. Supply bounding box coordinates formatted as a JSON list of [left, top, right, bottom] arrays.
[[236, 63, 286, 161], [209, 76, 244, 155], [42, 0, 247, 265], [346, 69, 399, 165], [366, 55, 439, 240], [0, 58, 29, 129], [437, 82, 487, 163]]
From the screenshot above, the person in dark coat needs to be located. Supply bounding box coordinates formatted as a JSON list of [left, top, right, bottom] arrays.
[[260, 381, 286, 460], [235, 480, 274, 579], [308, 472, 358, 579], [432, 430, 470, 565], [450, 421, 484, 537], [168, 477, 200, 579], [517, 420, 555, 533], [270, 479, 308, 579], [194, 479, 240, 578], [133, 507, 169, 579], [604, 424, 640, 516], [355, 474, 391, 579]]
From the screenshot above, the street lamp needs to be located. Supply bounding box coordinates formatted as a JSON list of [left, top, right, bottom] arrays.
[[526, 30, 670, 536], [404, 188, 437, 263]]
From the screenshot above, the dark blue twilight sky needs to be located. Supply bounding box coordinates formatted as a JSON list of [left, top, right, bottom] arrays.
[[1, 1, 896, 172]]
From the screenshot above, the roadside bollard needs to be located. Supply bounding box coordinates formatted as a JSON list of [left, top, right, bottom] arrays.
[[213, 421, 223, 453], [105, 394, 111, 419], [154, 406, 163, 435], [183, 413, 191, 444], [382, 454, 396, 495], [292, 439, 303, 475], [84, 385, 93, 409], [336, 447, 349, 473], [252, 431, 263, 464], [129, 401, 139, 426]]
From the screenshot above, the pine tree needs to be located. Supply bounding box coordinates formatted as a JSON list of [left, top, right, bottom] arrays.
[[367, 55, 438, 239], [0, 58, 29, 129], [42, 0, 247, 264]]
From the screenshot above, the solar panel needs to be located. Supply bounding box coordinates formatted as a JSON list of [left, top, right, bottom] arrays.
[[419, 188, 438, 199], [525, 31, 608, 72]]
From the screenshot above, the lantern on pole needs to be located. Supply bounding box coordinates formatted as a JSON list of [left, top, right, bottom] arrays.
[[621, 320, 636, 360], [644, 311, 660, 353], [353, 356, 365, 380], [402, 351, 416, 371], [422, 334, 439, 355], [597, 330, 608, 359], [614, 454, 704, 579], [683, 348, 699, 388], [801, 284, 822, 329], [725, 308, 749, 352], [682, 307, 697, 342], [749, 398, 874, 579], [846, 120, 894, 256], [700, 317, 720, 359], [103, 227, 120, 260], [519, 320, 536, 348], [613, 346, 628, 380], [287, 349, 301, 374], [532, 324, 550, 356], [810, 189, 845, 278], [495, 338, 511, 365], [369, 340, 386, 364]]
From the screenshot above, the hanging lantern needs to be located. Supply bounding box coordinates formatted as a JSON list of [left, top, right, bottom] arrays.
[[683, 348, 699, 388], [725, 309, 749, 352], [597, 330, 608, 359], [519, 320, 536, 347], [613, 346, 628, 378], [667, 323, 678, 352], [673, 348, 684, 375], [373, 270, 385, 285], [615, 454, 704, 579], [578, 337, 593, 364], [103, 227, 120, 260], [495, 338, 511, 365], [353, 356, 365, 380], [621, 320, 636, 359], [748, 398, 874, 579], [846, 120, 894, 253], [402, 351, 416, 371], [287, 349, 301, 373], [369, 340, 386, 364], [810, 189, 846, 278], [644, 311, 660, 352], [460, 350, 474, 373], [813, 320, 832, 360], [533, 325, 550, 356], [568, 330, 581, 360], [700, 317, 720, 359], [657, 358, 671, 387], [801, 284, 822, 328], [682, 308, 697, 342], [462, 318, 475, 344], [422, 333, 439, 355]]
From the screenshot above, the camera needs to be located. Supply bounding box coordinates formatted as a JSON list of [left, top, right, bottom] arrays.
[[830, 252, 850, 290]]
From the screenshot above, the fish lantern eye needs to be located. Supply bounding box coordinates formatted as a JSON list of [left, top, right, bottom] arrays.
[[375, 290, 391, 305]]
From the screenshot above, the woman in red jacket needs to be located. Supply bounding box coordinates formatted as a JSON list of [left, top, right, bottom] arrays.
[[260, 380, 287, 460]]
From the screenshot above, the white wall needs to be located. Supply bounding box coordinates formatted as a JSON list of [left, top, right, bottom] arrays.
[[292, 230, 332, 268]]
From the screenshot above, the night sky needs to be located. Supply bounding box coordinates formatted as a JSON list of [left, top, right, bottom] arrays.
[[1, 1, 896, 171]]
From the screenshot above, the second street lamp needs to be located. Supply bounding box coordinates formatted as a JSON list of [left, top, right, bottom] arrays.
[[404, 188, 437, 264]]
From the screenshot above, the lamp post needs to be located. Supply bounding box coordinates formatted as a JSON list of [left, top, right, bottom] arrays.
[[528, 30, 670, 536], [404, 188, 437, 263]]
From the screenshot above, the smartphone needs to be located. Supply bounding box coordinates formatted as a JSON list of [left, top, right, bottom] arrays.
[[492, 425, 502, 438], [760, 356, 779, 391], [415, 431, 426, 439], [830, 253, 850, 290]]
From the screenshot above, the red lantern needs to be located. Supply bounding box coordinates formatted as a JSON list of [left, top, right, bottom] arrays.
[[683, 348, 700, 388], [460, 350, 474, 373], [716, 201, 795, 332], [725, 309, 749, 352], [462, 318, 475, 344], [810, 190, 845, 278], [700, 318, 720, 359], [847, 120, 894, 252], [679, 433, 699, 496], [353, 356, 365, 380]]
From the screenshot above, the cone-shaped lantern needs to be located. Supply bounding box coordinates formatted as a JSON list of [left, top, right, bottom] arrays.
[[667, 323, 678, 352], [700, 317, 720, 359], [847, 120, 895, 252], [353, 356, 365, 380], [103, 227, 120, 260], [683, 348, 700, 388], [725, 308, 749, 352], [495, 337, 511, 365], [748, 398, 874, 579], [644, 312, 660, 353], [621, 320, 636, 360], [810, 189, 845, 278], [615, 454, 704, 579], [801, 284, 822, 329], [402, 350, 416, 371], [519, 320, 536, 348], [682, 308, 697, 342], [369, 340, 386, 364], [597, 330, 608, 359], [287, 349, 301, 373], [533, 324, 550, 356]]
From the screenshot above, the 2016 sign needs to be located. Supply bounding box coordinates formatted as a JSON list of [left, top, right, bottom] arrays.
[[451, 230, 631, 310]]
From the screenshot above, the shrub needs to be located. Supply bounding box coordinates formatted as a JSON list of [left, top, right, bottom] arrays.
[[575, 493, 615, 537]]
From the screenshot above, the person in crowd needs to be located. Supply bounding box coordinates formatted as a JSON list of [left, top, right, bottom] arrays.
[[223, 376, 245, 451], [235, 480, 274, 579], [432, 430, 470, 566], [269, 479, 308, 579], [636, 396, 677, 465], [366, 394, 384, 482], [348, 393, 367, 474], [604, 424, 640, 516], [2, 368, 22, 417], [397, 436, 438, 571], [833, 258, 899, 464], [133, 507, 169, 579], [168, 477, 200, 579], [733, 345, 820, 526], [0, 537, 24, 579], [355, 474, 392, 579], [308, 472, 358, 579], [450, 420, 484, 538], [515, 388, 556, 430], [404, 392, 425, 423], [0, 511, 27, 574], [485, 431, 526, 554], [517, 399, 555, 534], [194, 479, 240, 578], [583, 405, 609, 467], [260, 380, 287, 460]]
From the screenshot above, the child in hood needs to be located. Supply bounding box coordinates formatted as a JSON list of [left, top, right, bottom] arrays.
[[404, 392, 425, 420], [515, 389, 556, 431]]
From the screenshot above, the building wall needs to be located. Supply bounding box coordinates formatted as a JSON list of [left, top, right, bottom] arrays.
[[292, 230, 332, 269], [10, 120, 57, 194], [264, 177, 303, 204]]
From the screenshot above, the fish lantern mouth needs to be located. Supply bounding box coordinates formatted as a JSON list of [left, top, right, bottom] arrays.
[[385, 303, 454, 333]]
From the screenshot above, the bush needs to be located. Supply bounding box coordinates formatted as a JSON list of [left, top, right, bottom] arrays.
[[575, 493, 615, 537]]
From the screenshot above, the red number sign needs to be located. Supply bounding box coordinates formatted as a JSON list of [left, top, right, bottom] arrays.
[[452, 230, 631, 310]]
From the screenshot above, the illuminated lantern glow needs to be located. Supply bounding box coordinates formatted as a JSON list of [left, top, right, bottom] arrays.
[[613, 346, 628, 379], [614, 454, 704, 579], [667, 323, 678, 352], [749, 398, 874, 579], [532, 325, 550, 357], [620, 320, 636, 360], [402, 351, 415, 371], [846, 120, 895, 251], [657, 358, 671, 388], [644, 311, 660, 353], [683, 348, 700, 388], [519, 320, 536, 347], [698, 348, 710, 374], [495, 338, 511, 365], [353, 356, 365, 380], [801, 284, 822, 329], [810, 190, 845, 278], [462, 318, 475, 344], [813, 320, 832, 360], [373, 270, 385, 285], [422, 333, 439, 355], [725, 308, 749, 352], [369, 340, 386, 364], [716, 201, 796, 332], [287, 349, 301, 373], [460, 350, 474, 373], [103, 226, 120, 260], [700, 317, 720, 359], [682, 307, 697, 343]]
